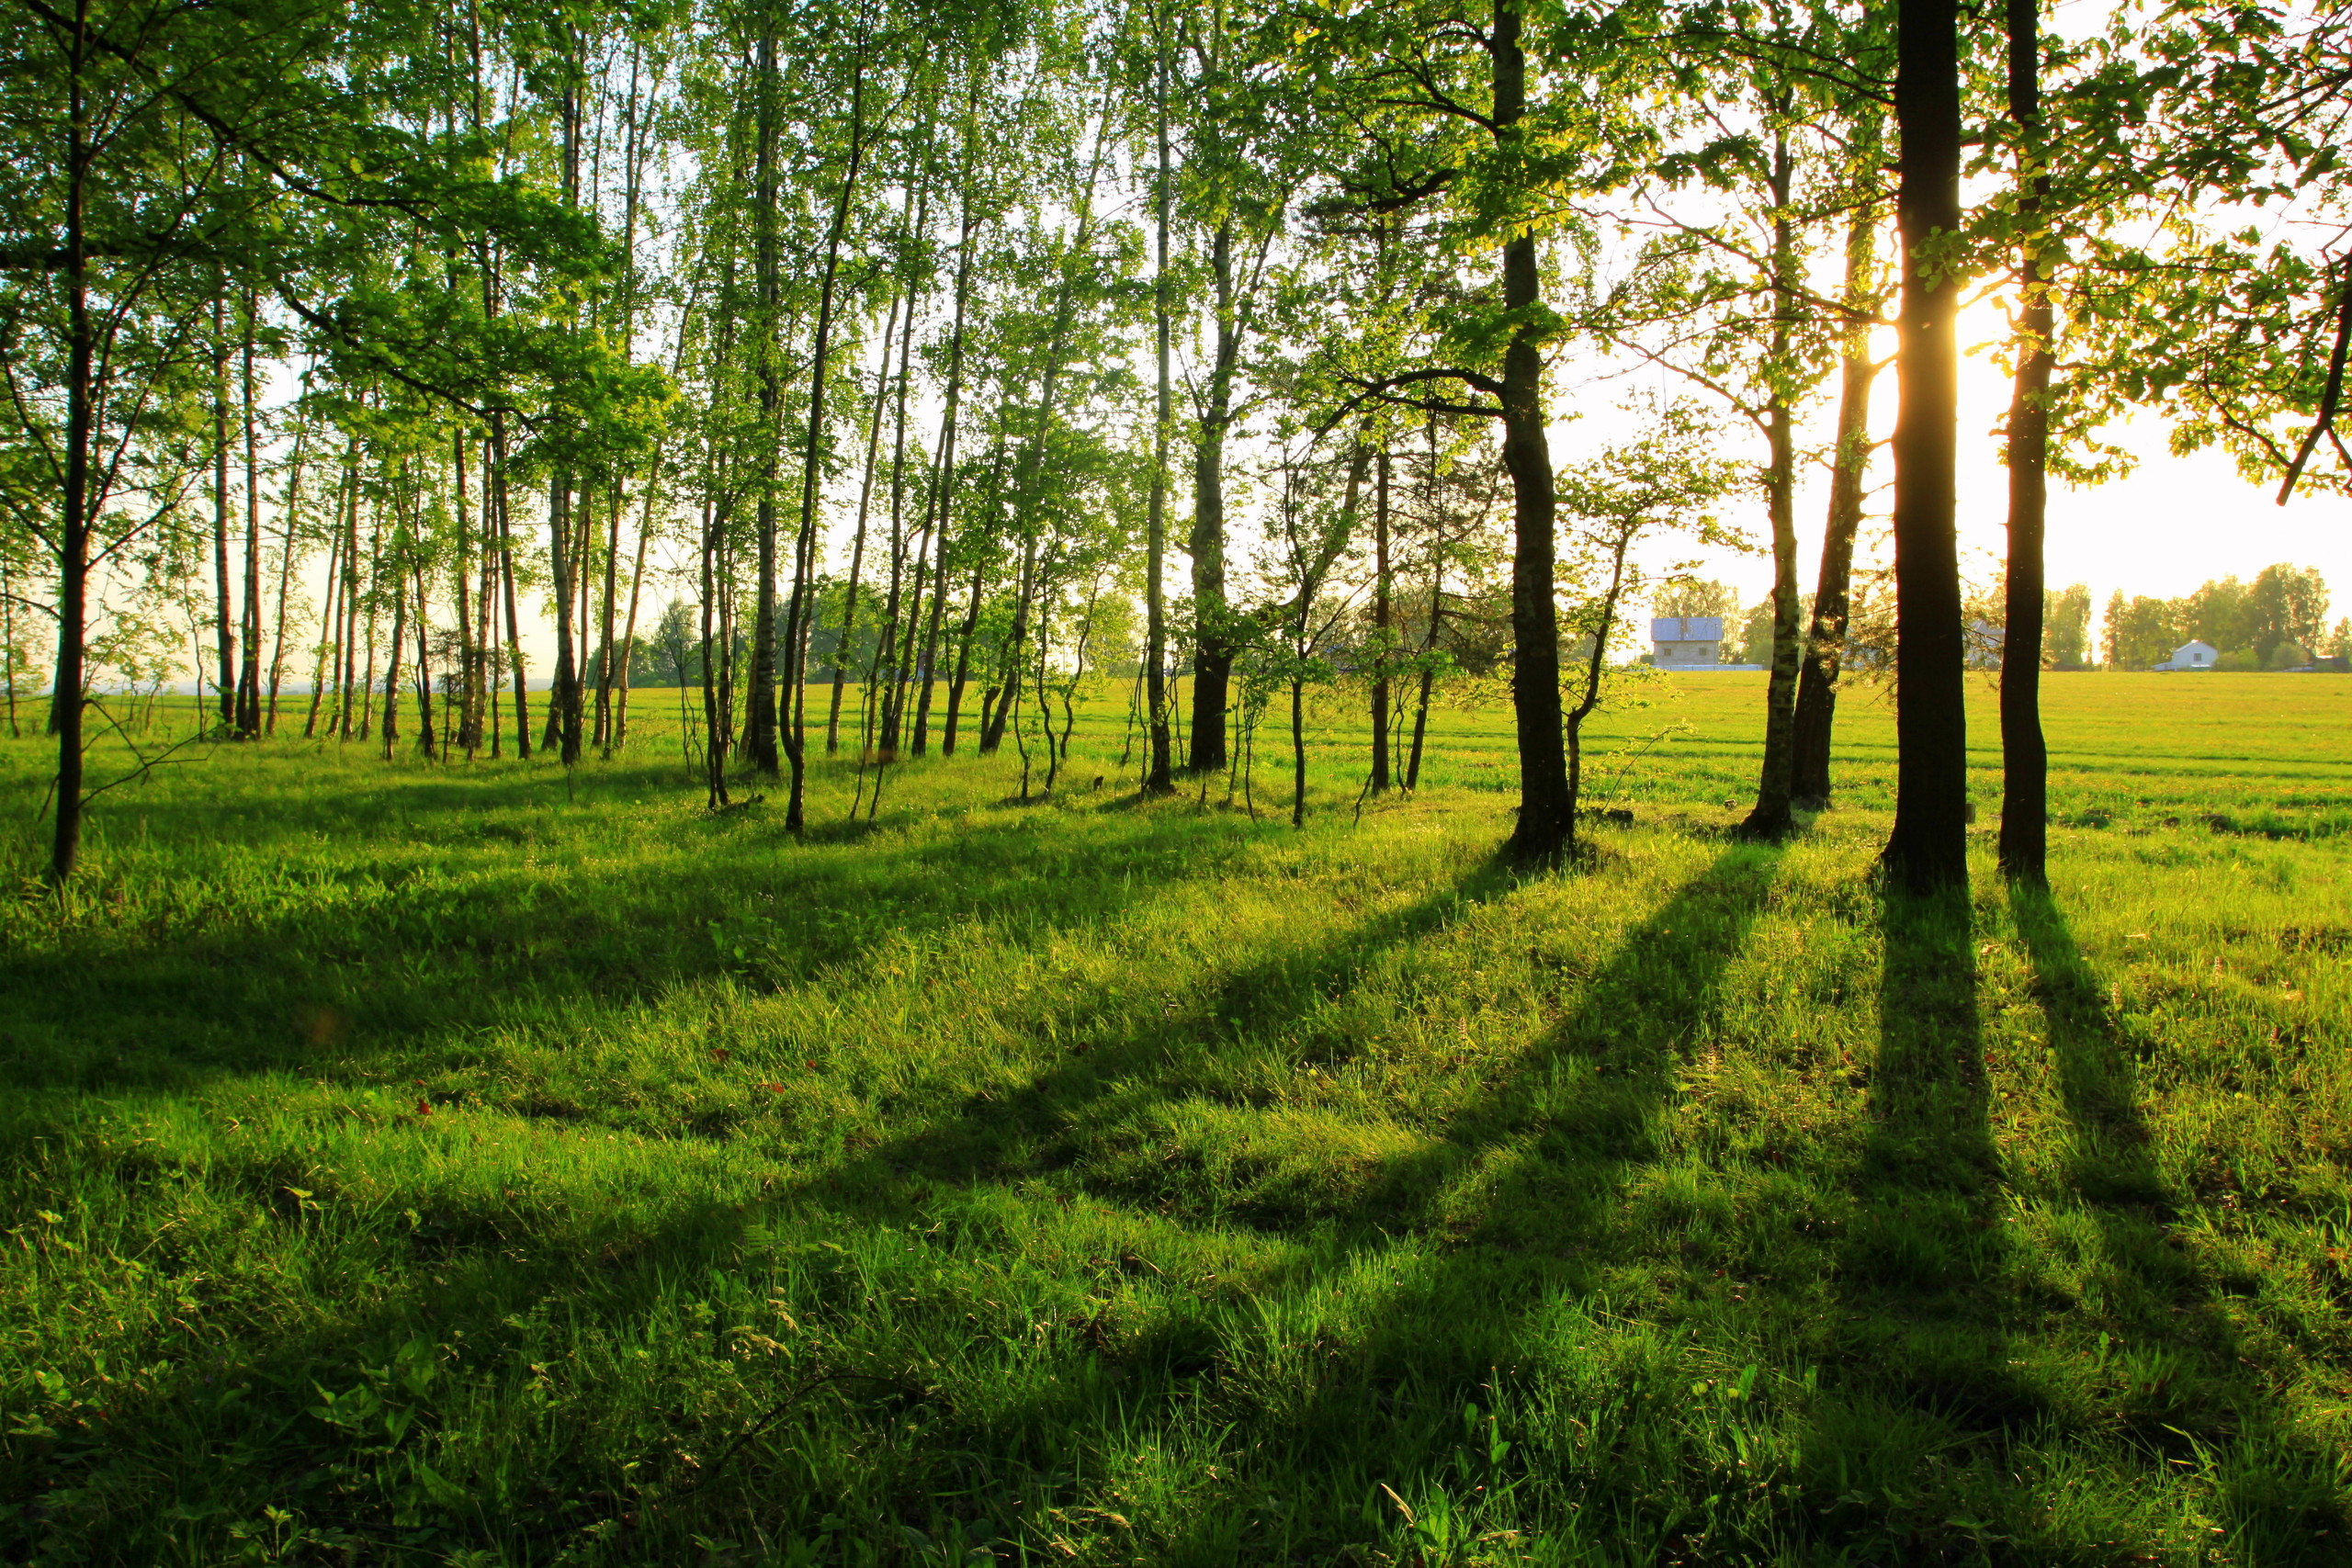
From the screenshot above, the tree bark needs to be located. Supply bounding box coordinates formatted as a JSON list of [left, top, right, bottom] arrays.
[[1369, 445, 1392, 793], [1143, 5, 1175, 794], [237, 298, 265, 736], [1883, 0, 1972, 893], [266, 419, 309, 736], [1792, 190, 1883, 808], [1998, 0, 2051, 886], [492, 417, 529, 758], [783, 58, 874, 829], [48, 62, 92, 883], [743, 24, 784, 776], [211, 296, 236, 733], [830, 291, 899, 754], [1188, 218, 1244, 774], [1740, 132, 1803, 841], [1494, 0, 1572, 861]]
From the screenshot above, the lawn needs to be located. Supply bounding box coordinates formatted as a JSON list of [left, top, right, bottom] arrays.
[[2, 672, 2348, 1565]]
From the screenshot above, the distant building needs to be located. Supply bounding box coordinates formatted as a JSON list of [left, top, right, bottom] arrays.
[[1651, 616, 1724, 669], [1965, 618, 2006, 670], [2153, 639, 2219, 671]]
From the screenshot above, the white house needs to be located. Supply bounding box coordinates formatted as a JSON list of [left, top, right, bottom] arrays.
[[1651, 616, 1724, 669], [2153, 639, 2219, 671]]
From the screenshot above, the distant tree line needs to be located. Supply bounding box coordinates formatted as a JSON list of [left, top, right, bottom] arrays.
[[2103, 564, 2337, 670]]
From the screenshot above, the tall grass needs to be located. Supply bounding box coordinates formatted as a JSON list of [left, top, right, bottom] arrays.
[[1, 674, 2346, 1563]]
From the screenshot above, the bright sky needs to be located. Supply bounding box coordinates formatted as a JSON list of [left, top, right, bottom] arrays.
[[1600, 293, 2352, 633]]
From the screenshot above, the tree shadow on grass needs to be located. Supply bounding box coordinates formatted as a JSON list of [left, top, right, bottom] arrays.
[[2011, 884, 2349, 1565], [0, 830, 1533, 1566], [836, 842, 1793, 1563], [1792, 882, 2013, 1554], [0, 796, 1294, 1106]]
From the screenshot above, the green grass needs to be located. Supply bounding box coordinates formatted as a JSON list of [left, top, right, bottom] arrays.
[[1, 672, 2348, 1565]]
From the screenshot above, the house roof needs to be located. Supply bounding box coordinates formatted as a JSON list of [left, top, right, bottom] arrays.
[[1651, 616, 1724, 641], [2176, 640, 2218, 658]]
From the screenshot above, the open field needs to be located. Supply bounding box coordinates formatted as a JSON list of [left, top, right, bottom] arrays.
[[2, 672, 2349, 1564]]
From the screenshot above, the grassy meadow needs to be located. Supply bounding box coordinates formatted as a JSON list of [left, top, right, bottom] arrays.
[[2, 671, 2350, 1565]]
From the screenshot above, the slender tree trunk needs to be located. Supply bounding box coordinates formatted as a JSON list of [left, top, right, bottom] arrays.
[[782, 60, 872, 830], [1792, 187, 1883, 808], [1884, 0, 1972, 892], [1999, 0, 2052, 886], [1143, 6, 1175, 794], [380, 551, 406, 760], [339, 458, 365, 739], [596, 479, 621, 747], [1406, 552, 1444, 792], [211, 296, 236, 733], [304, 454, 350, 739], [451, 428, 477, 752], [1741, 132, 1804, 841], [1188, 218, 1244, 774], [743, 28, 785, 777], [474, 433, 496, 756], [546, 474, 581, 761], [616, 475, 653, 750], [980, 536, 1039, 754], [910, 201, 978, 758], [413, 561, 435, 760], [943, 553, 989, 756], [266, 422, 308, 735], [237, 299, 265, 735], [48, 66, 93, 883], [1370, 445, 1392, 793], [492, 418, 529, 757], [1493, 0, 1571, 860], [830, 291, 899, 753]]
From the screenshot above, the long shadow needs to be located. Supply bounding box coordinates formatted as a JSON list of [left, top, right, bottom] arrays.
[[1172, 844, 1792, 1561], [1, 833, 1529, 1565], [2012, 885, 2349, 1565], [0, 796, 1290, 1109], [1770, 882, 2021, 1559], [826, 843, 1791, 1562]]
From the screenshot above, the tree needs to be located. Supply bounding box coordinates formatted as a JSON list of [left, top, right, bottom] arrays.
[[1556, 404, 1738, 854], [1883, 0, 1972, 893], [2043, 581, 2089, 669]]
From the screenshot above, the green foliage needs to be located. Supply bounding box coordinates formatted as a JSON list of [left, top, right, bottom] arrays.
[[2100, 563, 2332, 669]]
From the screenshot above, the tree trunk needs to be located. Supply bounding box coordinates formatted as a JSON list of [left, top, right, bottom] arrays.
[[615, 476, 653, 750], [211, 296, 236, 733], [48, 85, 92, 883], [1406, 551, 1444, 792], [1740, 132, 1803, 841], [1883, 0, 1972, 893], [1494, 0, 1571, 861], [492, 417, 529, 758], [830, 291, 899, 754], [1369, 445, 1392, 793], [413, 562, 435, 760], [237, 299, 265, 736], [1143, 5, 1175, 794], [380, 551, 407, 760], [1998, 0, 2051, 886], [266, 421, 309, 736], [546, 473, 582, 761], [1791, 188, 1883, 808], [304, 454, 350, 739], [595, 479, 621, 748], [1188, 217, 1243, 774], [744, 26, 786, 778]]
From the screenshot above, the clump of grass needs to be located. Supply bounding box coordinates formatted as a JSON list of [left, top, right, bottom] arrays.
[[1, 678, 2347, 1563]]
